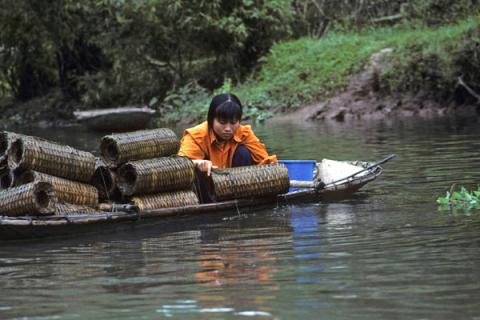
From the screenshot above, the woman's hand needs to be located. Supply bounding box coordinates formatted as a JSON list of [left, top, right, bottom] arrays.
[[192, 159, 217, 176]]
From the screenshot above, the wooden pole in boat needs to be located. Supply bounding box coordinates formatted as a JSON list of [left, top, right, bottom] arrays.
[[289, 154, 396, 190]]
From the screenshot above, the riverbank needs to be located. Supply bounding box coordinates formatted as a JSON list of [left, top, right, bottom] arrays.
[[244, 16, 480, 124], [1, 16, 479, 129], [159, 16, 480, 126], [268, 48, 479, 124], [0, 90, 78, 128]]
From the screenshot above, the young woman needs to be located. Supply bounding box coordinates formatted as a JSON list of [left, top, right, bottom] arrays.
[[178, 93, 277, 175]]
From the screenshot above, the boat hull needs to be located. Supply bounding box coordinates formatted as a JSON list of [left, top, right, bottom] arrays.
[[0, 160, 383, 241], [74, 107, 155, 132]]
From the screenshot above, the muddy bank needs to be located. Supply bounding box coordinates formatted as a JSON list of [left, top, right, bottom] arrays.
[[268, 48, 479, 125]]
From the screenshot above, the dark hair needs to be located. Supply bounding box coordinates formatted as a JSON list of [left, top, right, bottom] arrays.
[[207, 93, 243, 128]]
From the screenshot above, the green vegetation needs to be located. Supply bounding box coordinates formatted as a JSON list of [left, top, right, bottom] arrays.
[[437, 186, 480, 212], [380, 15, 480, 100], [0, 0, 293, 105], [166, 16, 480, 123], [1, 0, 480, 124]]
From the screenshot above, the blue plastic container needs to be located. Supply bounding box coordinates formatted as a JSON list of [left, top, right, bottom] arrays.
[[279, 160, 316, 191]]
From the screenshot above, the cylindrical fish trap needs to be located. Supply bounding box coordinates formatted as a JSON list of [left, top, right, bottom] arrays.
[[8, 137, 96, 183], [100, 128, 180, 167], [0, 131, 19, 155], [16, 171, 99, 208], [55, 202, 98, 216], [91, 159, 120, 201], [132, 189, 199, 210], [0, 182, 56, 216], [0, 131, 23, 170], [117, 157, 195, 196], [210, 163, 290, 201]]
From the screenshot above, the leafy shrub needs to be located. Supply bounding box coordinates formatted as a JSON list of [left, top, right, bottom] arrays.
[[437, 186, 480, 212], [405, 0, 480, 26], [291, 0, 405, 38], [0, 0, 293, 106], [379, 16, 480, 100], [155, 81, 210, 125]]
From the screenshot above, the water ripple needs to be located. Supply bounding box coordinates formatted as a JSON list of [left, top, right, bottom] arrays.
[[1, 117, 480, 319]]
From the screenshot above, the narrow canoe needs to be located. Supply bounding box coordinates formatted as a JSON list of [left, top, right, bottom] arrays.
[[0, 160, 384, 241], [73, 106, 156, 132]]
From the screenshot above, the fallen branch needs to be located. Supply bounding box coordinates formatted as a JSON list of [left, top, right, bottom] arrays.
[[458, 76, 480, 104], [372, 13, 403, 24]]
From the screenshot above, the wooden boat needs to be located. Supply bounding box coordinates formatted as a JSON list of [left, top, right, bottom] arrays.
[[73, 106, 156, 132], [0, 157, 391, 241]]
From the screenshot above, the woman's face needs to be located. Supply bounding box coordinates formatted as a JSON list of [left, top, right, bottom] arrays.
[[212, 118, 240, 142]]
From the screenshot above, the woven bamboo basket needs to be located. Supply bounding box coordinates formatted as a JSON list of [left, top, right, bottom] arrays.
[[132, 189, 199, 210], [210, 163, 290, 201], [8, 137, 96, 183], [16, 170, 99, 208], [0, 131, 19, 155], [1, 131, 24, 170], [100, 128, 180, 167], [55, 202, 98, 215], [91, 159, 120, 201], [0, 182, 57, 216], [117, 156, 195, 196]]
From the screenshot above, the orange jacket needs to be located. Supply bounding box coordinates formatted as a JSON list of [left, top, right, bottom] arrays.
[[178, 121, 277, 168]]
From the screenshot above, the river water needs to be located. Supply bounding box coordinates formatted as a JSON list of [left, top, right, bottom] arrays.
[[1, 116, 479, 319]]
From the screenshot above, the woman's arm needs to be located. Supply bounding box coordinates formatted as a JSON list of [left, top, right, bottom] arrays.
[[178, 134, 206, 160], [178, 134, 217, 175], [242, 128, 278, 165]]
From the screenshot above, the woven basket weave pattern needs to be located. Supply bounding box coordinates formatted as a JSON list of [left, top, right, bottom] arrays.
[[55, 202, 98, 215], [0, 182, 56, 216], [101, 128, 179, 166], [118, 157, 195, 196], [9, 138, 96, 183], [132, 189, 199, 210], [19, 171, 99, 208], [211, 164, 290, 201]]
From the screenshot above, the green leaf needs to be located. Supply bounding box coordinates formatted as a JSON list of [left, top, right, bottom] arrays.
[[436, 197, 449, 205]]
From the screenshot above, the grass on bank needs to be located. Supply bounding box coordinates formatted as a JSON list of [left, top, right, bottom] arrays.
[[157, 15, 480, 124]]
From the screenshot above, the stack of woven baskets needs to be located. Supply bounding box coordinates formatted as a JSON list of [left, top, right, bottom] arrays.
[[0, 128, 292, 217], [0, 131, 98, 216], [95, 128, 199, 210]]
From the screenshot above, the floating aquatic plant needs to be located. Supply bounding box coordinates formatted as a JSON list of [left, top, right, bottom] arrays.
[[437, 185, 480, 212]]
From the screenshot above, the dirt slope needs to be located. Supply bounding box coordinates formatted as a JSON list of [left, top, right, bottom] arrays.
[[268, 48, 479, 125]]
